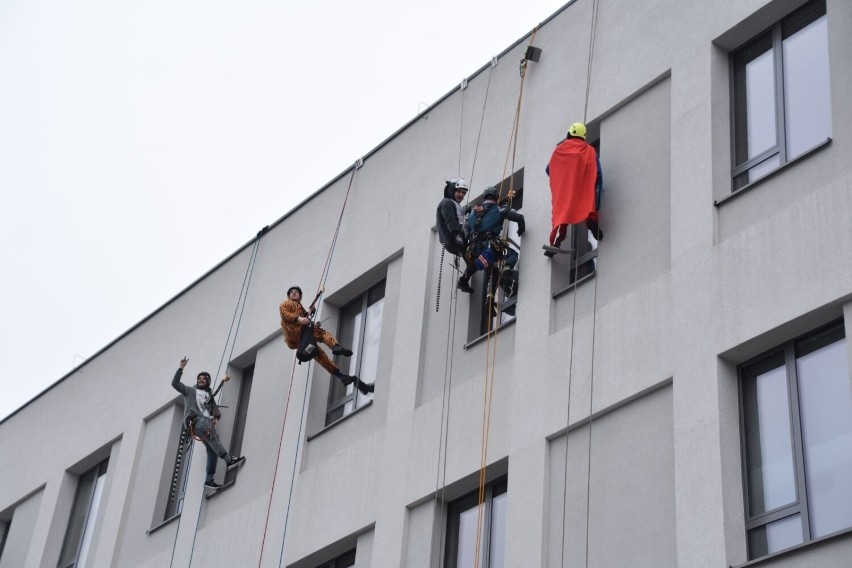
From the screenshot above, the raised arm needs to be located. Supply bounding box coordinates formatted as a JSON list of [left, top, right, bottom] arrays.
[[171, 357, 189, 395]]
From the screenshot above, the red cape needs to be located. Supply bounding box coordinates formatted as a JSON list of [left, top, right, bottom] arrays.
[[548, 138, 598, 226]]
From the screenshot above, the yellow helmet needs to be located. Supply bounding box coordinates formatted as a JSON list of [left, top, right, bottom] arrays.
[[567, 122, 587, 140]]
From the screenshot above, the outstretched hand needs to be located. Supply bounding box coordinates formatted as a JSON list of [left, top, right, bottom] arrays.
[[222, 375, 231, 382], [179, 357, 189, 369]]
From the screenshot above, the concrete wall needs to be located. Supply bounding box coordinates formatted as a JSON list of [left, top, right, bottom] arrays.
[[1, 0, 851, 566]]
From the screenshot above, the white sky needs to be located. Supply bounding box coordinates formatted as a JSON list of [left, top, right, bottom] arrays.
[[0, 0, 567, 421]]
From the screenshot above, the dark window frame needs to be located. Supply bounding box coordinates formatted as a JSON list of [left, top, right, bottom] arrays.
[[0, 516, 10, 561], [444, 477, 508, 568], [58, 459, 109, 568], [738, 319, 849, 559], [325, 280, 385, 426], [729, 0, 829, 192], [315, 548, 356, 568], [223, 364, 254, 486]]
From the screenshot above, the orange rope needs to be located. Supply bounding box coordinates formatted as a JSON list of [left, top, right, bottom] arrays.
[[472, 25, 537, 568]]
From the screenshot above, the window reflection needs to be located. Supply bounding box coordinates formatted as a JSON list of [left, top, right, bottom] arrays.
[[796, 333, 852, 537]]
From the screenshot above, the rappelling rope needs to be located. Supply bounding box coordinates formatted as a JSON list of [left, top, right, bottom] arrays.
[[559, 0, 600, 564], [255, 162, 360, 568], [432, 268, 462, 568], [472, 25, 538, 568], [167, 230, 264, 568]]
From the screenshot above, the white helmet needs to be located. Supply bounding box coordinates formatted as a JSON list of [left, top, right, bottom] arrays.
[[450, 177, 469, 191]]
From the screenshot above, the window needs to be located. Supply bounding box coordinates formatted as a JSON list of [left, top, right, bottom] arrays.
[[58, 459, 109, 568], [326, 280, 385, 425], [224, 364, 254, 485], [731, 0, 831, 191], [445, 478, 507, 568], [0, 517, 10, 561], [316, 549, 355, 568], [163, 425, 193, 520], [739, 321, 852, 559], [467, 170, 524, 341]]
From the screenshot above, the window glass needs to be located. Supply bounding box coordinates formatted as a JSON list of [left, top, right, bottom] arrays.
[[488, 492, 507, 568], [796, 333, 852, 537], [748, 513, 803, 558], [730, 0, 829, 192], [326, 280, 384, 425], [733, 35, 777, 164], [782, 15, 831, 158], [742, 353, 797, 516], [58, 460, 108, 568], [740, 320, 851, 560], [446, 479, 507, 568], [455, 506, 481, 568]]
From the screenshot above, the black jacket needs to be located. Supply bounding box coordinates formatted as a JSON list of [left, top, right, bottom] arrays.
[[436, 183, 466, 255]]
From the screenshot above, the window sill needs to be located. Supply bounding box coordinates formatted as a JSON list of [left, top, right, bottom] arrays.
[[463, 316, 517, 350], [730, 525, 852, 567], [715, 138, 832, 207], [205, 477, 237, 499], [147, 512, 181, 535], [308, 399, 373, 441], [551, 271, 596, 301]]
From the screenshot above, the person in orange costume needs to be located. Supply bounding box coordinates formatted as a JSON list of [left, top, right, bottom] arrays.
[[546, 122, 603, 255], [279, 285, 373, 394]]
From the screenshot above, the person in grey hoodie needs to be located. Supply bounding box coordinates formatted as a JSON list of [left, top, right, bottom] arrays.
[[171, 357, 245, 489]]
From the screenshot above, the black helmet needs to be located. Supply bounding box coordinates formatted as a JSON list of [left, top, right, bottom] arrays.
[[482, 186, 499, 201], [287, 286, 303, 297]]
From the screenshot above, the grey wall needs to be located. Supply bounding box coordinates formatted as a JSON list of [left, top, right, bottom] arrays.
[[1, 0, 851, 567]]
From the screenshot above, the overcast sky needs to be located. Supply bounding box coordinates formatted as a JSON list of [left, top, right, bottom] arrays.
[[0, 0, 568, 421]]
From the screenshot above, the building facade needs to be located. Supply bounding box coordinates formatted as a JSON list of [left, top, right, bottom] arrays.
[[2, 0, 852, 566]]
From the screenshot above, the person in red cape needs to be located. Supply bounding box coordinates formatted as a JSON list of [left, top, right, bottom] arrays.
[[545, 122, 603, 256]]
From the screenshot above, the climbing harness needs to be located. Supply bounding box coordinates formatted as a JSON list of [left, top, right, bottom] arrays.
[[295, 289, 324, 363]]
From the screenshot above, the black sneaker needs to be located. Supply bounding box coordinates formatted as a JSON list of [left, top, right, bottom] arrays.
[[356, 379, 374, 395], [332, 345, 354, 357], [204, 480, 222, 490], [586, 218, 603, 241], [335, 372, 356, 386], [457, 276, 474, 294], [226, 456, 246, 471]]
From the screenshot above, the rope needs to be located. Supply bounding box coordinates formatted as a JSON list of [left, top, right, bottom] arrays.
[[467, 59, 495, 192], [583, 0, 600, 123], [458, 79, 466, 177], [472, 26, 538, 568], [560, 2, 600, 564], [432, 258, 462, 568], [583, 264, 600, 568], [256, 162, 359, 568], [559, 245, 583, 568], [167, 232, 263, 568]]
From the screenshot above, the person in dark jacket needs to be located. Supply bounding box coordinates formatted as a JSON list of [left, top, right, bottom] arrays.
[[171, 357, 245, 490], [436, 177, 469, 256], [457, 186, 525, 295]]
